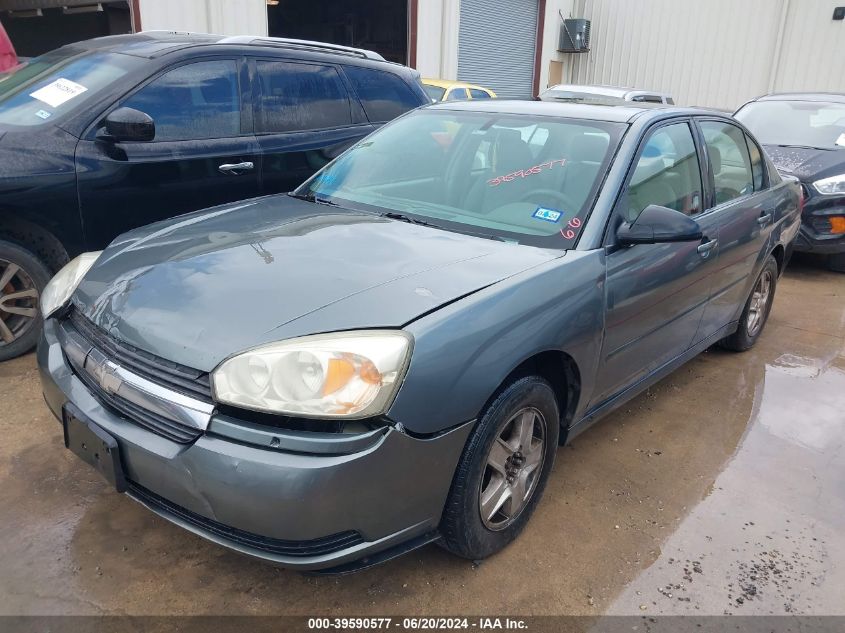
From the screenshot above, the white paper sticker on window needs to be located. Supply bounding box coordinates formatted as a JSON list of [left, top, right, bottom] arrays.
[[29, 78, 88, 108], [836, 133, 845, 148]]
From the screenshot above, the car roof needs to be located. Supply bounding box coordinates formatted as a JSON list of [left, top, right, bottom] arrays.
[[426, 99, 711, 124], [66, 31, 388, 63], [422, 78, 492, 92], [753, 92, 845, 104], [545, 84, 671, 99]]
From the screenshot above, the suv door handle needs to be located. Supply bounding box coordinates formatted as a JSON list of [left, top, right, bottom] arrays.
[[757, 213, 773, 227], [697, 238, 718, 257], [218, 161, 254, 175]]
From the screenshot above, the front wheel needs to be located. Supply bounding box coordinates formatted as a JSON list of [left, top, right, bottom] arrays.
[[720, 255, 778, 352], [0, 239, 50, 362], [439, 376, 559, 560]]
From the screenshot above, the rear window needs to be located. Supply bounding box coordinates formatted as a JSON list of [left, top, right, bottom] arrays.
[[0, 50, 141, 127], [255, 60, 352, 133], [344, 65, 421, 123]]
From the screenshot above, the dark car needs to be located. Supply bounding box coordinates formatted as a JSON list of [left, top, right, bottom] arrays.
[[735, 93, 845, 271], [0, 31, 429, 361], [39, 101, 800, 572]]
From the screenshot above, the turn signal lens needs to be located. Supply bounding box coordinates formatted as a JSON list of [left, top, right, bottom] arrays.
[[829, 217, 845, 234]]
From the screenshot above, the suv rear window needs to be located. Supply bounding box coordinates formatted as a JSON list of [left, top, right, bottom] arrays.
[[343, 65, 421, 123], [255, 60, 352, 133]]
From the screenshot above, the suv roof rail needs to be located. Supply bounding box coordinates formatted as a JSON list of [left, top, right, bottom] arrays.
[[218, 36, 385, 61]]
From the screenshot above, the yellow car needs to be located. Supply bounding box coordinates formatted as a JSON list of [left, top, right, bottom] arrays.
[[422, 78, 497, 102]]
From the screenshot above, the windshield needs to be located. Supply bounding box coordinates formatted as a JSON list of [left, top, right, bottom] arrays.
[[295, 109, 625, 248], [0, 49, 142, 127], [735, 100, 845, 150], [423, 84, 445, 101]]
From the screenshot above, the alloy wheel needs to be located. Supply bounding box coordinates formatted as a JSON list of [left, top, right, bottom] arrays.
[[0, 260, 40, 347], [746, 269, 773, 337], [478, 406, 547, 531]]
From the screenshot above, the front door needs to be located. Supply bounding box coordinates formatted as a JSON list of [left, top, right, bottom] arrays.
[[76, 58, 262, 250], [592, 120, 720, 407]]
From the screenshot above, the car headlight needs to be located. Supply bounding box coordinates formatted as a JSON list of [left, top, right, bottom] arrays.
[[813, 173, 845, 196], [40, 251, 102, 319], [211, 331, 413, 419]]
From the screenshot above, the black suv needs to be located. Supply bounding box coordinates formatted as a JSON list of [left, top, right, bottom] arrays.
[[0, 32, 429, 360]]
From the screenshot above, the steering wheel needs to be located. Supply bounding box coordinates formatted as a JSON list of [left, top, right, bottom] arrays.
[[520, 189, 579, 212]]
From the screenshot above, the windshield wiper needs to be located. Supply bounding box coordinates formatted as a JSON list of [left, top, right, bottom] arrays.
[[380, 211, 442, 228], [288, 192, 339, 206]]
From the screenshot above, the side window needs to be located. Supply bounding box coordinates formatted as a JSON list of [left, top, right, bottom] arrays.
[[622, 122, 703, 222], [745, 133, 766, 191], [446, 88, 470, 101], [122, 60, 239, 141], [700, 121, 754, 205], [255, 61, 351, 133], [470, 88, 491, 99], [343, 65, 421, 122]]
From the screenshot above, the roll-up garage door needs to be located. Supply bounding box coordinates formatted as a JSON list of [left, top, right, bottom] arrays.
[[457, 0, 538, 100]]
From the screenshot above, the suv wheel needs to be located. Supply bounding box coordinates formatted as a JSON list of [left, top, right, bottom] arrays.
[[439, 376, 559, 560], [0, 239, 50, 361]]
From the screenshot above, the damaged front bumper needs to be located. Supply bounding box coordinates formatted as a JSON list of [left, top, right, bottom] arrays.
[[38, 317, 472, 571]]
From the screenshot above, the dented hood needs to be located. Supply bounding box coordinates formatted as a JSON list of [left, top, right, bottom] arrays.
[[72, 195, 559, 371]]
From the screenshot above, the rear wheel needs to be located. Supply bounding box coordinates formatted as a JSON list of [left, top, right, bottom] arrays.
[[0, 240, 50, 361], [720, 256, 778, 352], [439, 376, 559, 560], [829, 252, 845, 273]]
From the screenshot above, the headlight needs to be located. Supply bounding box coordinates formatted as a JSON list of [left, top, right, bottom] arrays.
[[813, 173, 845, 196], [40, 251, 102, 319], [212, 331, 413, 418]]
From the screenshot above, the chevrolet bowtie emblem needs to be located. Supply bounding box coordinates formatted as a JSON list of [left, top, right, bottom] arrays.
[[85, 353, 123, 395]]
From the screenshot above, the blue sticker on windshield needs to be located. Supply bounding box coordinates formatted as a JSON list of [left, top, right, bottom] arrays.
[[532, 207, 562, 223], [35, 109, 52, 120]]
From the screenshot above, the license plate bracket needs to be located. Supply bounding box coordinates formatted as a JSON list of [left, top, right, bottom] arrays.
[[62, 404, 127, 493]]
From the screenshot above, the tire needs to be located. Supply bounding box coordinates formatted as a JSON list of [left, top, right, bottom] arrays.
[[829, 252, 845, 273], [439, 376, 560, 560], [720, 255, 778, 352], [0, 239, 50, 362]]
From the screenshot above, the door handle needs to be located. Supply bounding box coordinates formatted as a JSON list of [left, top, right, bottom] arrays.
[[218, 161, 254, 174], [757, 213, 773, 227], [697, 238, 718, 257]]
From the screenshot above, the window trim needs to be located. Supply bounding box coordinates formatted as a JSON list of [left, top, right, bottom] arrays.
[[251, 57, 354, 136], [83, 55, 248, 143], [693, 116, 759, 211]]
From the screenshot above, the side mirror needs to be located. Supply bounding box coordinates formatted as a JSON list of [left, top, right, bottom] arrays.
[[617, 204, 703, 245], [100, 107, 155, 142]]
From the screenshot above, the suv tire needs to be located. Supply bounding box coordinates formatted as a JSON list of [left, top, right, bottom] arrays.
[[0, 240, 50, 361]]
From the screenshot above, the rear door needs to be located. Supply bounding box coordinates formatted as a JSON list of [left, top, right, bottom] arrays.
[[692, 118, 773, 342], [592, 120, 720, 407], [76, 57, 262, 249], [250, 58, 374, 196]]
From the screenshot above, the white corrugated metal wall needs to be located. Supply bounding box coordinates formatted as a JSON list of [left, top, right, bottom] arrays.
[[567, 0, 845, 110], [138, 0, 267, 36]]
